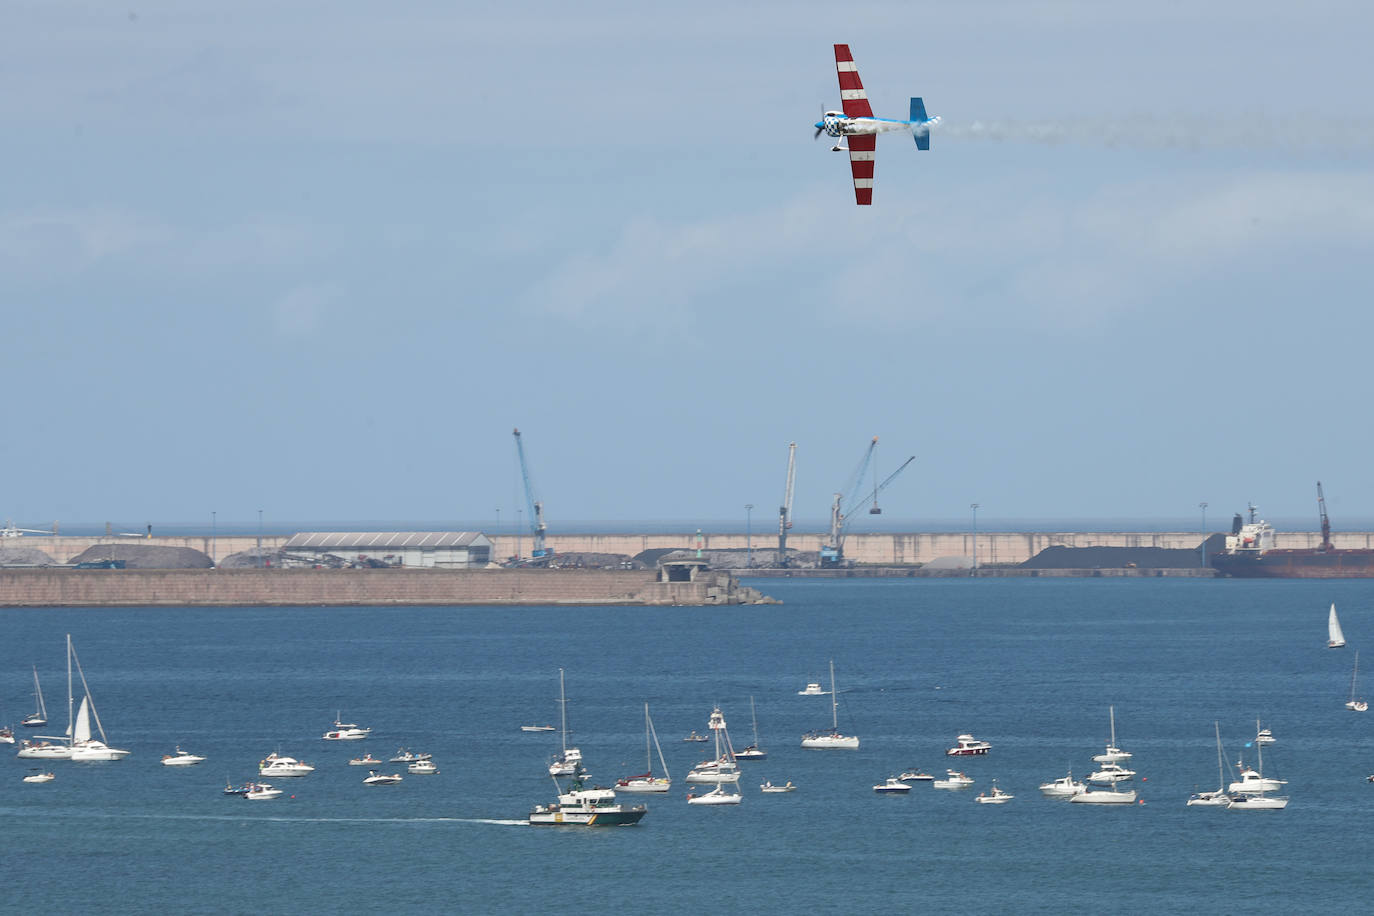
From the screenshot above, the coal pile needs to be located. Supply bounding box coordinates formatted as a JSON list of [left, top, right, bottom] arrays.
[[0, 546, 57, 566], [68, 543, 213, 569], [1021, 544, 1207, 570]]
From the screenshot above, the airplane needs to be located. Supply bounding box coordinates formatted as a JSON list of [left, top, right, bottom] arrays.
[[814, 44, 940, 205]]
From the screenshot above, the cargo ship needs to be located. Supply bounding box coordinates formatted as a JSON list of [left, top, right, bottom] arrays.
[[1211, 484, 1374, 578]]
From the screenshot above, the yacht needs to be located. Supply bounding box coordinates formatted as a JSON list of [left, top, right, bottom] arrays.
[[734, 696, 768, 760], [1228, 762, 1285, 794], [798, 682, 828, 696], [801, 661, 859, 749], [389, 748, 432, 764], [760, 781, 796, 793], [529, 766, 648, 825], [946, 734, 992, 756], [1039, 771, 1087, 798], [686, 784, 743, 805], [1227, 793, 1288, 810], [933, 770, 975, 789], [874, 777, 912, 793], [322, 715, 372, 740], [899, 769, 934, 783], [1187, 723, 1232, 807], [243, 782, 283, 800], [548, 669, 583, 776], [521, 725, 556, 732], [349, 754, 382, 766], [616, 703, 671, 793], [1088, 761, 1136, 784], [363, 770, 403, 786], [259, 752, 315, 777], [685, 707, 741, 783], [407, 760, 439, 775], [975, 782, 1013, 804], [16, 738, 73, 760], [1255, 728, 1277, 744], [22, 665, 48, 728], [160, 746, 206, 767], [0, 726, 12, 745], [22, 769, 55, 784], [1093, 707, 1133, 762], [67, 637, 130, 761], [1069, 786, 1138, 804]]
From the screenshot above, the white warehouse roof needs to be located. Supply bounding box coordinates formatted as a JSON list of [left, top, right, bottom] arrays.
[[283, 532, 489, 550]]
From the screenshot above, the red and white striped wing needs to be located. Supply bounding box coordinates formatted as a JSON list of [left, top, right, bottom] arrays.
[[847, 135, 876, 206], [833, 44, 873, 119]]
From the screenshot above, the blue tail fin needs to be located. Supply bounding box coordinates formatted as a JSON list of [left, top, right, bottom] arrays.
[[910, 97, 930, 150]]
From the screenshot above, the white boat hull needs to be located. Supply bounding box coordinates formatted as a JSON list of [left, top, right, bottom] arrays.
[[22, 773, 55, 783], [933, 779, 974, 790], [976, 793, 1013, 804], [407, 762, 439, 775], [1227, 794, 1288, 810], [1069, 789, 1137, 804], [801, 733, 859, 749], [71, 742, 130, 761], [17, 743, 72, 759], [687, 788, 742, 805], [685, 770, 740, 784], [161, 755, 205, 766], [1187, 791, 1231, 807], [616, 779, 670, 793], [1039, 781, 1086, 797]]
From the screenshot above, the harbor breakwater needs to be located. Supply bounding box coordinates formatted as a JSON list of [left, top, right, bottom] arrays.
[[0, 568, 776, 608]]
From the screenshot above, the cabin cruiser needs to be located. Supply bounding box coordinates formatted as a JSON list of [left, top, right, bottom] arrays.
[[259, 752, 315, 777], [407, 759, 439, 775], [363, 770, 403, 786], [1088, 762, 1136, 784], [243, 782, 283, 800], [161, 746, 206, 766], [1227, 760, 1285, 795], [975, 782, 1013, 804], [932, 769, 975, 789], [322, 717, 372, 740], [1039, 771, 1087, 797], [685, 755, 740, 784], [529, 766, 647, 825], [548, 745, 583, 776], [22, 769, 55, 783], [798, 683, 828, 696], [1255, 728, 1276, 745], [874, 777, 912, 793], [946, 734, 992, 756]]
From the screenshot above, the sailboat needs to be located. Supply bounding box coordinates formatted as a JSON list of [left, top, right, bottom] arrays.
[[686, 707, 742, 805], [67, 635, 130, 761], [734, 696, 767, 760], [616, 703, 671, 793], [1092, 706, 1132, 763], [1329, 602, 1347, 648], [1347, 651, 1368, 712], [1227, 719, 1287, 805], [21, 666, 48, 727], [801, 660, 859, 749], [548, 668, 583, 776], [1186, 722, 1231, 807]]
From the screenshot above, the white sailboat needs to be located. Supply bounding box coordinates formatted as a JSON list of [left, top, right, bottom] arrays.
[[616, 703, 671, 793], [1347, 651, 1368, 711], [1092, 706, 1132, 763], [1227, 723, 1288, 810], [1329, 602, 1347, 648], [21, 666, 48, 727], [686, 707, 741, 805], [801, 660, 859, 749], [548, 668, 583, 777], [1186, 722, 1231, 807], [735, 696, 767, 760], [67, 635, 130, 761]]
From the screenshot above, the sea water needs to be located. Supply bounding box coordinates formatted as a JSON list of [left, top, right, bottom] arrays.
[[2, 577, 1371, 913]]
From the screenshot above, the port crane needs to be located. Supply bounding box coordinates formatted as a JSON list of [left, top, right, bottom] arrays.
[[1317, 481, 1333, 552], [1, 520, 56, 538], [512, 428, 553, 565], [777, 442, 797, 567], [819, 437, 915, 567]]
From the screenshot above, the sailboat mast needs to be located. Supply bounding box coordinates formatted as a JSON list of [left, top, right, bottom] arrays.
[[70, 640, 110, 743], [558, 668, 568, 756], [66, 633, 73, 743], [830, 660, 839, 731], [750, 696, 760, 746], [1213, 721, 1224, 789], [1109, 706, 1116, 748], [648, 706, 669, 779]]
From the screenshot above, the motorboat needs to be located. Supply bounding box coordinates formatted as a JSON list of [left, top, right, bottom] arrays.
[[1229, 724, 1285, 794], [322, 714, 372, 740], [874, 777, 912, 794], [801, 661, 859, 749], [1347, 651, 1368, 711], [22, 665, 48, 728], [22, 769, 55, 783], [223, 781, 253, 796], [616, 703, 672, 793], [1255, 728, 1277, 744], [161, 746, 206, 766], [407, 760, 439, 775], [686, 707, 741, 783], [1092, 706, 1133, 763], [0, 726, 13, 745], [363, 770, 403, 786], [349, 754, 382, 766], [1187, 723, 1232, 807], [1226, 793, 1288, 810], [259, 752, 315, 777], [899, 769, 934, 782], [548, 668, 584, 776], [946, 734, 991, 756], [734, 696, 768, 760], [760, 781, 796, 793], [529, 766, 648, 825], [389, 748, 432, 764], [243, 782, 283, 800], [975, 782, 1013, 804], [1088, 762, 1136, 784], [16, 739, 73, 760], [521, 725, 556, 732], [682, 731, 709, 743], [798, 682, 829, 696], [1069, 786, 1138, 804], [686, 784, 742, 805], [66, 637, 131, 761], [933, 770, 974, 789], [1039, 771, 1087, 798]]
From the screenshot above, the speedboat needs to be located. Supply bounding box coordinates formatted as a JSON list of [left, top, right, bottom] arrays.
[[686, 784, 742, 805], [760, 781, 796, 793], [243, 782, 283, 800], [529, 766, 648, 825], [1088, 762, 1136, 784], [521, 724, 556, 732], [322, 716, 372, 740], [349, 754, 383, 766], [22, 769, 55, 783], [899, 769, 934, 782], [408, 760, 439, 775], [874, 777, 912, 793], [933, 769, 975, 789], [389, 748, 432, 764], [161, 746, 205, 766], [735, 744, 767, 760], [363, 770, 403, 786], [1069, 786, 1138, 804], [798, 683, 828, 696], [975, 782, 1013, 804], [259, 752, 315, 777], [16, 739, 72, 760], [946, 734, 991, 756], [1039, 771, 1087, 797], [682, 731, 709, 743]]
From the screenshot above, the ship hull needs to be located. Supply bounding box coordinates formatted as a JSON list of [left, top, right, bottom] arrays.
[[1212, 550, 1374, 578]]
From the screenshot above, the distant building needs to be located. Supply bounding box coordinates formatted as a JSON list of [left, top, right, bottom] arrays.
[[281, 532, 493, 569]]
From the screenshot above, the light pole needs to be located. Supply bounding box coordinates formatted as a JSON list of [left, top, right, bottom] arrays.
[[211, 510, 216, 568], [516, 508, 523, 563], [971, 503, 980, 575], [1199, 501, 1209, 568], [257, 508, 263, 568], [745, 504, 754, 568], [495, 508, 501, 560]]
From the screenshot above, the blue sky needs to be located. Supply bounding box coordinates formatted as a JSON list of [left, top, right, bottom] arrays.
[[4, 1, 1374, 531]]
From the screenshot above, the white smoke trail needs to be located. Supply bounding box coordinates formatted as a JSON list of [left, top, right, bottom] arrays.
[[940, 115, 1374, 154]]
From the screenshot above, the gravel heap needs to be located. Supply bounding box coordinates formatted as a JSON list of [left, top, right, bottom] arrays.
[[0, 546, 57, 566], [67, 543, 214, 569]]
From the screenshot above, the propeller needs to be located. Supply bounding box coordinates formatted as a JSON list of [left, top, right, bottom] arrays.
[[814, 103, 825, 140]]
